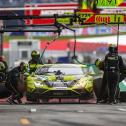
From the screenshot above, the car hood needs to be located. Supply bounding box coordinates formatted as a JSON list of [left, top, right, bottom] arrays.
[[26, 74, 93, 93], [33, 74, 89, 82]]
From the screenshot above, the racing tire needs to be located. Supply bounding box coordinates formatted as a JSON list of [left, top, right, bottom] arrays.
[[26, 92, 40, 103], [93, 78, 120, 102], [93, 78, 103, 99], [120, 92, 126, 102], [79, 92, 94, 100], [0, 83, 11, 98]]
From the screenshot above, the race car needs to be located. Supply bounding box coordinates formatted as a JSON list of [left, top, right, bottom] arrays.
[[26, 63, 102, 103], [119, 79, 126, 101]]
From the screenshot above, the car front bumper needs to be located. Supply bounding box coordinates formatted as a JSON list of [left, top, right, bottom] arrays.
[[26, 88, 93, 102]]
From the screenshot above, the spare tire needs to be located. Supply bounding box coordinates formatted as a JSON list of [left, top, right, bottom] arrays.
[[93, 78, 103, 99], [93, 77, 120, 101], [0, 83, 11, 98]]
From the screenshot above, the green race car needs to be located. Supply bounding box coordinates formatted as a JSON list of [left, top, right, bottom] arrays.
[[118, 79, 126, 101], [26, 63, 101, 103]]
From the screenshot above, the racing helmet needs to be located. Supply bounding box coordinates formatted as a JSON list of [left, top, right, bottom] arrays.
[[108, 44, 117, 54], [31, 50, 40, 60], [19, 62, 28, 73], [95, 58, 104, 70], [0, 61, 6, 72]]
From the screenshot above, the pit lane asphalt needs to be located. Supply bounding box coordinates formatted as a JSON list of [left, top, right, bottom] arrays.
[[0, 101, 126, 126]]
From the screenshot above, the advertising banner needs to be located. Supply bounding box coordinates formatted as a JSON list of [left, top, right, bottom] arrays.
[[97, 0, 124, 7]]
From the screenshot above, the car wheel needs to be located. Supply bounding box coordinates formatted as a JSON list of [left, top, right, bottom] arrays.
[[93, 78, 103, 99], [0, 83, 11, 98], [26, 92, 40, 103], [80, 92, 93, 100]]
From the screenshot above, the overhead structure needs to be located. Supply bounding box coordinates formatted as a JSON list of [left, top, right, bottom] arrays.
[[0, 0, 126, 61], [0, 0, 126, 26], [0, 12, 125, 26]]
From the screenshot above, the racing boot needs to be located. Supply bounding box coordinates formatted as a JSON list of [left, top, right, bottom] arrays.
[[108, 98, 116, 104], [17, 98, 22, 104], [113, 99, 118, 104], [7, 96, 18, 104], [13, 94, 23, 104], [97, 99, 108, 104]]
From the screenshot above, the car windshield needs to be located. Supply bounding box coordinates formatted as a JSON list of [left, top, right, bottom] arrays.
[[35, 64, 89, 75]]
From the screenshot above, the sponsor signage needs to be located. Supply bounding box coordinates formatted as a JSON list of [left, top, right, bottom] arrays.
[[77, 11, 94, 23], [100, 8, 126, 14], [25, 3, 78, 25], [95, 14, 124, 23], [56, 11, 94, 25], [25, 4, 126, 25], [78, 13, 124, 24], [97, 0, 124, 7]]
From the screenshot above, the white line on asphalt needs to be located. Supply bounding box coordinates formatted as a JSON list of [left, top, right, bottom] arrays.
[[77, 110, 84, 113], [118, 108, 126, 112]]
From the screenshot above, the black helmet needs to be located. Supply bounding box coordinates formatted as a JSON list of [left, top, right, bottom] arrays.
[[108, 44, 117, 54], [19, 62, 28, 73], [31, 50, 40, 58]]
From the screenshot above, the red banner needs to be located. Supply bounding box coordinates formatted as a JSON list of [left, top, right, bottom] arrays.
[[25, 3, 78, 25]]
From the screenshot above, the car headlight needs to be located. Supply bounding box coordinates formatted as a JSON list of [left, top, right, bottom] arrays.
[[37, 76, 48, 81], [34, 81, 43, 86]]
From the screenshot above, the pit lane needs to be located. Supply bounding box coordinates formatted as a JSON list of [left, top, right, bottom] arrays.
[[0, 98, 126, 126]]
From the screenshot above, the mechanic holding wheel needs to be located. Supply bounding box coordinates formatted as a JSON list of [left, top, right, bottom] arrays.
[[97, 44, 124, 104], [6, 62, 27, 104]]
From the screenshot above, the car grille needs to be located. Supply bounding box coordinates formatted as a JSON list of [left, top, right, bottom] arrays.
[[33, 88, 82, 98], [52, 81, 67, 87], [43, 90, 80, 97]]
